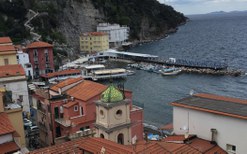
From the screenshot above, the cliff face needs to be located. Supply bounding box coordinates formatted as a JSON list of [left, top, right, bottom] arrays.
[[56, 0, 105, 49], [0, 0, 186, 49]]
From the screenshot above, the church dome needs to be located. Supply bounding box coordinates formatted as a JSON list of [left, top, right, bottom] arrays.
[[101, 85, 124, 103]]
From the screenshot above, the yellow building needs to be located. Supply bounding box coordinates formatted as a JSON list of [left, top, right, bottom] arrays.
[[0, 37, 17, 66], [80, 32, 109, 53], [0, 90, 26, 148]]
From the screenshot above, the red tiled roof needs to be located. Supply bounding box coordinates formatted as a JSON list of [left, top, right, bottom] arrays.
[[29, 137, 133, 154], [29, 136, 226, 154], [0, 112, 15, 136], [0, 141, 20, 154], [27, 41, 53, 49], [0, 64, 25, 78], [66, 80, 107, 101], [50, 77, 83, 92], [0, 45, 16, 52], [0, 37, 12, 44], [63, 101, 78, 108], [40, 69, 81, 78]]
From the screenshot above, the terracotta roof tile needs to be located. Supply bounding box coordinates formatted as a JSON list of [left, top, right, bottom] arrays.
[[0, 37, 12, 44], [205, 145, 227, 154], [63, 101, 78, 108], [41, 69, 81, 78], [66, 80, 107, 101], [0, 45, 16, 52], [27, 41, 53, 49], [0, 112, 15, 136], [50, 77, 83, 92], [189, 138, 215, 153], [0, 64, 25, 78], [0, 141, 20, 153], [29, 136, 226, 154]]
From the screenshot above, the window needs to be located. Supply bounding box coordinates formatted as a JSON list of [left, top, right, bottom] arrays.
[[117, 133, 124, 144], [4, 58, 9, 65], [227, 144, 236, 154], [100, 134, 104, 138], [34, 49, 38, 57], [74, 105, 78, 111], [116, 110, 122, 116]]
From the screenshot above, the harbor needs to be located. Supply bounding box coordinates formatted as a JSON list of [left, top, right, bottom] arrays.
[[89, 50, 245, 77]]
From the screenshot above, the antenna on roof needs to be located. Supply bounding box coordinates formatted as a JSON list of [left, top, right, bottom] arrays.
[[189, 89, 195, 96]]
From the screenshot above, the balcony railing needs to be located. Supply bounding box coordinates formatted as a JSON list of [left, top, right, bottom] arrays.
[[69, 129, 96, 140], [55, 118, 71, 127]]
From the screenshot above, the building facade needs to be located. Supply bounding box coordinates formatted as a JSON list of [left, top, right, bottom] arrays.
[[172, 93, 247, 154], [79, 32, 109, 53], [26, 41, 54, 78], [0, 64, 30, 113], [97, 23, 129, 46], [0, 90, 26, 149], [0, 37, 17, 66], [95, 85, 143, 145], [32, 78, 107, 146], [16, 46, 33, 79]]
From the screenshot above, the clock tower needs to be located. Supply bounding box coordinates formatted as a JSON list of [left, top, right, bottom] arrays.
[[95, 85, 131, 145]]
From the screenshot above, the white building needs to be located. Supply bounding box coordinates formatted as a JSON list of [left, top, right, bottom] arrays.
[[172, 93, 247, 154], [97, 23, 129, 46], [0, 64, 30, 113], [16, 47, 33, 79]]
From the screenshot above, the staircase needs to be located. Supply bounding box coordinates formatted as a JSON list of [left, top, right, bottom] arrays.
[[24, 9, 41, 41]]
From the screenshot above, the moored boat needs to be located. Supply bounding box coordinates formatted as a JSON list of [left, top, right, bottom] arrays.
[[160, 68, 182, 76]]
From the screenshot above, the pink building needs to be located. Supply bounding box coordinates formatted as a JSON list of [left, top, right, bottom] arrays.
[[32, 77, 143, 146], [26, 41, 54, 78]]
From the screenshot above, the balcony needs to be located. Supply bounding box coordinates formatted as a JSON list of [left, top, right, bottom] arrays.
[[55, 118, 71, 127], [69, 129, 96, 140]]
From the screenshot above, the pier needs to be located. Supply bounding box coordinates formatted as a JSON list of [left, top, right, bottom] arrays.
[[92, 50, 244, 76]]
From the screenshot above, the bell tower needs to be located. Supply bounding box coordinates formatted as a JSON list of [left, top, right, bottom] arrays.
[[95, 85, 131, 145]]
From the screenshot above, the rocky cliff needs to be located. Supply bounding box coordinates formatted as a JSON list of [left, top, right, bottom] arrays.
[[0, 0, 186, 50]]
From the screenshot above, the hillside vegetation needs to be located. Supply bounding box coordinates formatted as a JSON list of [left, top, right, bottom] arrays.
[[0, 0, 186, 45]]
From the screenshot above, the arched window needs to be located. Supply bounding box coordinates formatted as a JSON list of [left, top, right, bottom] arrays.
[[100, 133, 104, 139], [117, 133, 124, 144]]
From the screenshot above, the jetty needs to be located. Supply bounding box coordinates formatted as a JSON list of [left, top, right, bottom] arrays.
[[90, 50, 244, 76]]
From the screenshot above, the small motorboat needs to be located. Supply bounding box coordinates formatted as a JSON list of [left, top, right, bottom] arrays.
[[160, 68, 182, 76]]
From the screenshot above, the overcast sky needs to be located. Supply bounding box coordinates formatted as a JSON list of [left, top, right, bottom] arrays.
[[158, 0, 247, 15]]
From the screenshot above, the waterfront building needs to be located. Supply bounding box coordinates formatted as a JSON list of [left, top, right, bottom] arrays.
[[32, 78, 107, 146], [40, 69, 81, 83], [172, 93, 247, 154], [0, 37, 17, 66], [26, 41, 54, 78], [0, 90, 26, 151], [0, 64, 30, 113], [16, 45, 33, 79], [79, 32, 109, 53], [95, 85, 143, 145], [97, 23, 129, 47]]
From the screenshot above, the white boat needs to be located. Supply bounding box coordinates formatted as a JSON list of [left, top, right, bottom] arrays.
[[91, 68, 128, 81], [160, 68, 182, 76]]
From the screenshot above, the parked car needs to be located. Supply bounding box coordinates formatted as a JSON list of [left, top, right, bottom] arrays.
[[26, 125, 39, 137], [23, 118, 32, 129], [27, 125, 39, 133]]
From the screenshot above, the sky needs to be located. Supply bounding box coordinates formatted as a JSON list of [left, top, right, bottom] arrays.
[[158, 0, 247, 15]]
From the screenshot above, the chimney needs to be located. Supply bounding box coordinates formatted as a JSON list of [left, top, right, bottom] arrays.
[[210, 128, 217, 144]]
